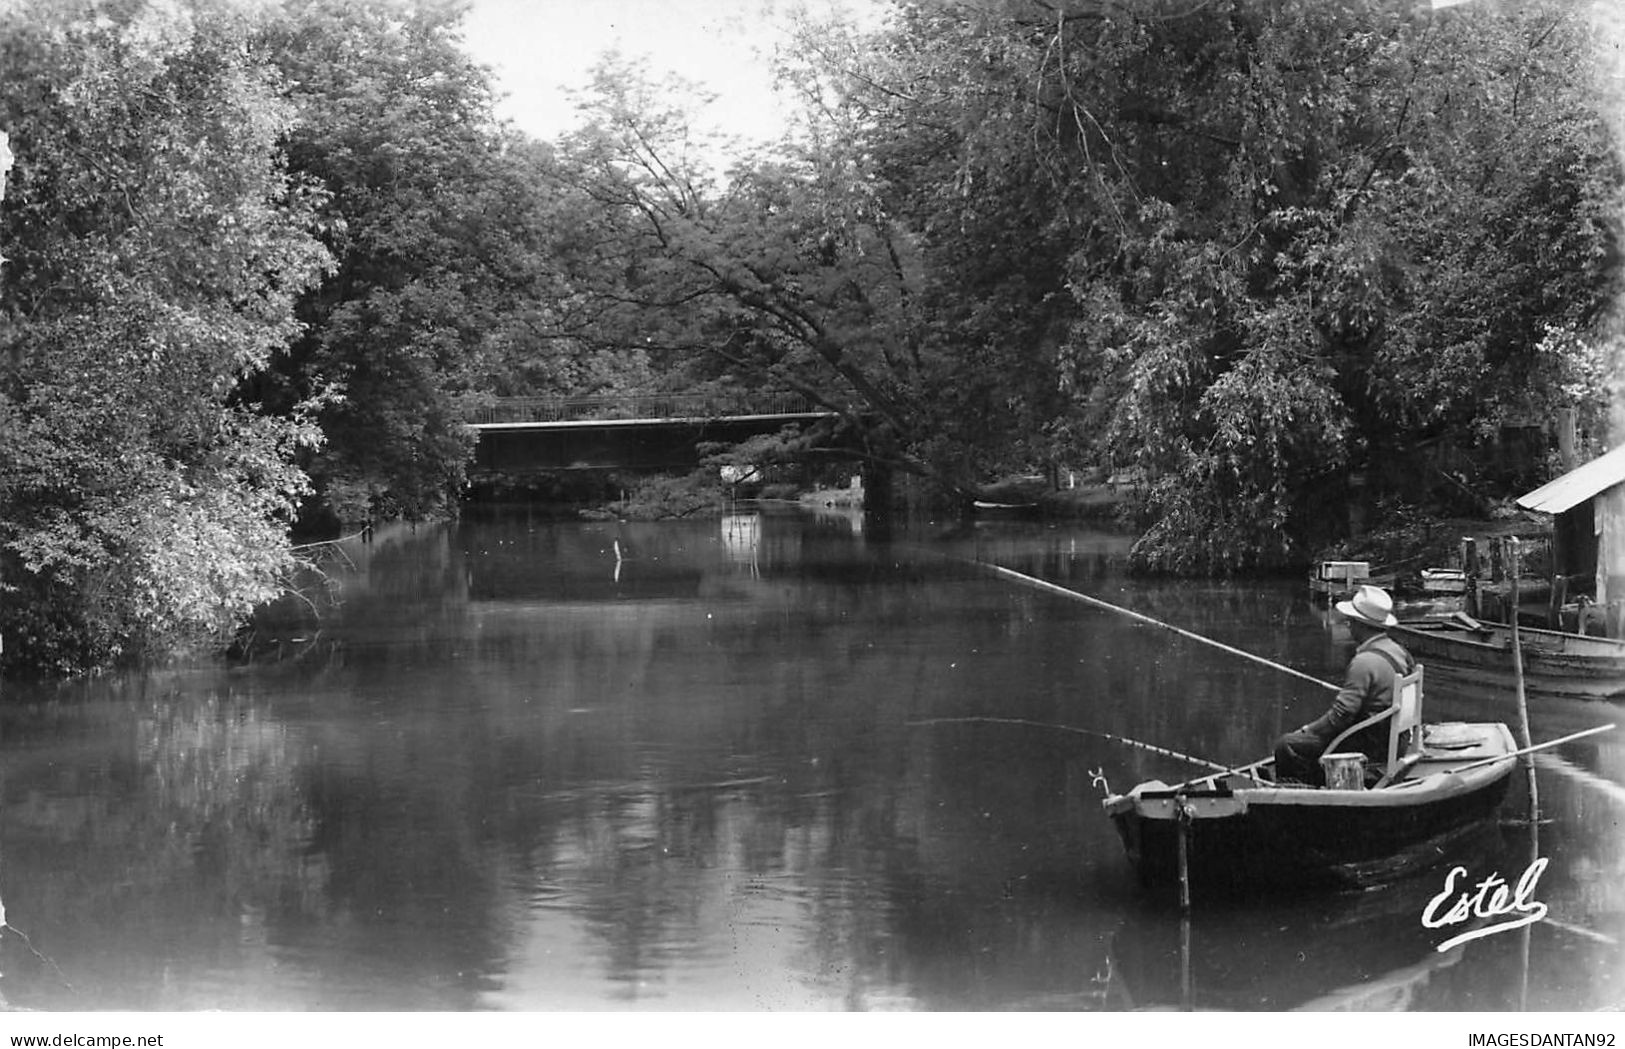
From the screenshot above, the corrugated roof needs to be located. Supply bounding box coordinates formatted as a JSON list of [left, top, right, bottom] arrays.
[[1516, 443, 1625, 514]]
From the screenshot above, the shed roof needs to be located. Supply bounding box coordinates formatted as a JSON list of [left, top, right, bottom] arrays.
[[1516, 443, 1625, 515]]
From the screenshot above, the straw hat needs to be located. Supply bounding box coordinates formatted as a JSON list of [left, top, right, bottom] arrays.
[[1336, 584, 1398, 628]]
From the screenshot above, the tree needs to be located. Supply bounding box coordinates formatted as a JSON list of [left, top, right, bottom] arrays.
[[1096, 0, 1621, 570], [545, 45, 1078, 501], [0, 0, 331, 674], [791, 0, 1621, 570], [254, 0, 569, 524], [778, 3, 1093, 485]]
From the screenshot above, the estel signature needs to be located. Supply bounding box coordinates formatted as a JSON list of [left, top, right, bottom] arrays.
[[1422, 857, 1549, 952]]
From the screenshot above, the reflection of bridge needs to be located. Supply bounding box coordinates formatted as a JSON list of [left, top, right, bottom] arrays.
[[468, 393, 843, 473]]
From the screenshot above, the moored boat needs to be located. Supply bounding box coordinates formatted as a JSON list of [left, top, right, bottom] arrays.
[[1419, 567, 1468, 594], [1389, 616, 1625, 701], [1308, 560, 1396, 601], [1102, 719, 1519, 895]]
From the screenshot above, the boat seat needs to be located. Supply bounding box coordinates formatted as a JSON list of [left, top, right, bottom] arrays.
[[1322, 665, 1425, 789]]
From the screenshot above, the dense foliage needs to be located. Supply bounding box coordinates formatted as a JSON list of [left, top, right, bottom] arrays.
[[252, 0, 567, 523], [543, 50, 1072, 496], [0, 0, 330, 674], [770, 0, 1624, 569], [0, 0, 572, 673], [2, 0, 1621, 675], [531, 0, 1622, 573], [958, 0, 1614, 571]]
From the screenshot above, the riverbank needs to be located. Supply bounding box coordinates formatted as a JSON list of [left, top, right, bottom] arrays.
[[1035, 483, 1131, 518], [965, 473, 1552, 583], [796, 478, 1129, 520], [1315, 509, 1551, 585], [469, 470, 1548, 588]]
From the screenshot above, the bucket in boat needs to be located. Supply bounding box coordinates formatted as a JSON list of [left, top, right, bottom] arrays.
[[1319, 752, 1367, 790]]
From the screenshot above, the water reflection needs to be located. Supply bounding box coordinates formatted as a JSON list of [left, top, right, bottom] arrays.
[[1109, 878, 1463, 1010], [0, 510, 1619, 1010]]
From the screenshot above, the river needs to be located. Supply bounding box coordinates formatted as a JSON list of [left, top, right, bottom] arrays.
[[0, 506, 1619, 1011]]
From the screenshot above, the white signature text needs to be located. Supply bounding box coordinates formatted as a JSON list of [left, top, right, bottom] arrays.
[[1421, 857, 1549, 952]]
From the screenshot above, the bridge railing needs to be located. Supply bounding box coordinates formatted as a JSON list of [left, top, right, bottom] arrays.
[[469, 392, 823, 425]]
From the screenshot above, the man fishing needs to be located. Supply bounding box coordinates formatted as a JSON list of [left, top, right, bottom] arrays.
[[1273, 584, 1416, 785]]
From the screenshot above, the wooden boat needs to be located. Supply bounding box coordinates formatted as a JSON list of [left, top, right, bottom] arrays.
[[1103, 665, 1521, 894], [1308, 560, 1396, 601], [1389, 615, 1625, 701], [1104, 721, 1516, 894]]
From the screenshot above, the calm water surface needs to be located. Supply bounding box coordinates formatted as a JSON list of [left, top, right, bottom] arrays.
[[0, 508, 1620, 1011]]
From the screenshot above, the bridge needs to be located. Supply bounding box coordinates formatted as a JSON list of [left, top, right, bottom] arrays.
[[468, 393, 843, 473]]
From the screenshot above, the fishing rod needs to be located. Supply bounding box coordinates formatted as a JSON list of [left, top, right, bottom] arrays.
[[971, 561, 1340, 693], [1391, 723, 1615, 789], [905, 715, 1232, 773]]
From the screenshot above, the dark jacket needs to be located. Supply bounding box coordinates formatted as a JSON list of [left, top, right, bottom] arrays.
[[1306, 632, 1416, 759]]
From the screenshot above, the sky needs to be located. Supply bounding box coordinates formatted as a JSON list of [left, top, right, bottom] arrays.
[[459, 0, 884, 145]]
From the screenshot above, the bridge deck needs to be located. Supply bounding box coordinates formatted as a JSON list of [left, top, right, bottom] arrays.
[[469, 411, 837, 432], [468, 405, 845, 472]]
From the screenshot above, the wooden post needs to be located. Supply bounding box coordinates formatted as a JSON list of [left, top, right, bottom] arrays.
[[1507, 538, 1540, 823], [1175, 796, 1193, 913], [1180, 911, 1194, 1011], [1557, 407, 1577, 471], [861, 461, 893, 541], [1463, 537, 1481, 619], [1, 132, 9, 668], [1518, 786, 1539, 1012]]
